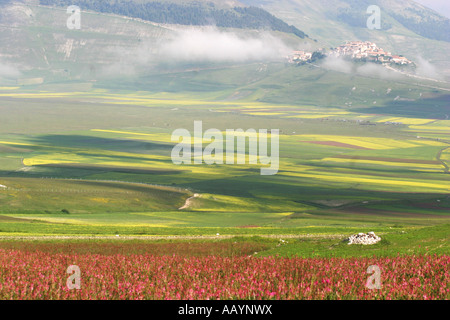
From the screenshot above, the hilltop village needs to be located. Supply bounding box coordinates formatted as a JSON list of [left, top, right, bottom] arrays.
[[289, 41, 414, 66]]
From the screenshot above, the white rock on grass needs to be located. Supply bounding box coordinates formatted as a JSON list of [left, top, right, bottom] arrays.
[[347, 232, 381, 245]]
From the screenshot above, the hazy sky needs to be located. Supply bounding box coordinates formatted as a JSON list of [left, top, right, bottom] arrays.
[[414, 0, 450, 18]]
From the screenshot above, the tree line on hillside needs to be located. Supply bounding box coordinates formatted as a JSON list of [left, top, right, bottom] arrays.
[[336, 8, 392, 30], [391, 9, 450, 42], [39, 0, 307, 38]]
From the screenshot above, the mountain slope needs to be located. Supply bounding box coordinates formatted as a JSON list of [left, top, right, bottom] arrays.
[[39, 0, 308, 38], [241, 0, 450, 42], [0, 1, 316, 83], [0, 2, 175, 82]]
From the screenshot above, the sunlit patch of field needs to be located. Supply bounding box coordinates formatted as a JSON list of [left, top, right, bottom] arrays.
[[224, 104, 357, 119], [290, 135, 420, 150], [442, 149, 450, 166], [283, 111, 351, 119], [91, 129, 175, 143], [224, 104, 442, 125], [0, 141, 35, 147], [407, 120, 450, 133], [0, 92, 88, 98], [442, 149, 450, 159], [23, 156, 241, 178], [376, 117, 434, 125], [104, 98, 217, 107], [95, 92, 278, 109], [0, 89, 274, 110], [23, 150, 172, 167], [408, 140, 448, 147], [229, 105, 305, 110], [3, 210, 298, 228], [182, 193, 310, 213], [278, 170, 450, 193], [0, 177, 190, 214], [244, 112, 287, 116], [7, 213, 181, 228], [92, 128, 276, 143], [294, 111, 350, 115], [319, 157, 445, 172], [239, 107, 354, 120], [0, 87, 19, 90], [217, 105, 448, 143], [420, 120, 450, 127], [405, 121, 450, 141], [409, 126, 450, 132], [285, 114, 333, 119]]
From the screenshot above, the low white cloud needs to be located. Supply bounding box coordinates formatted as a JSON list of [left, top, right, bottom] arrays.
[[96, 28, 293, 77], [96, 44, 155, 77], [415, 56, 442, 80], [356, 63, 401, 80], [158, 28, 292, 63], [320, 56, 353, 74], [100, 62, 137, 77], [0, 60, 21, 78], [321, 56, 402, 80]]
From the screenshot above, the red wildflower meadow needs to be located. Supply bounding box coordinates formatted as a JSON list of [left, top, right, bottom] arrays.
[[0, 249, 448, 300]]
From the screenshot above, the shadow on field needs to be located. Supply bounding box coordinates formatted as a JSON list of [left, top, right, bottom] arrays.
[[354, 94, 450, 119], [0, 134, 182, 178], [28, 134, 174, 153]]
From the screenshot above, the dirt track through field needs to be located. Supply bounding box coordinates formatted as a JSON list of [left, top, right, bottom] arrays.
[[178, 193, 201, 210], [437, 146, 450, 173]]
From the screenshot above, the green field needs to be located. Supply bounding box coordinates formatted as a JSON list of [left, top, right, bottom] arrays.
[[0, 79, 448, 258]]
